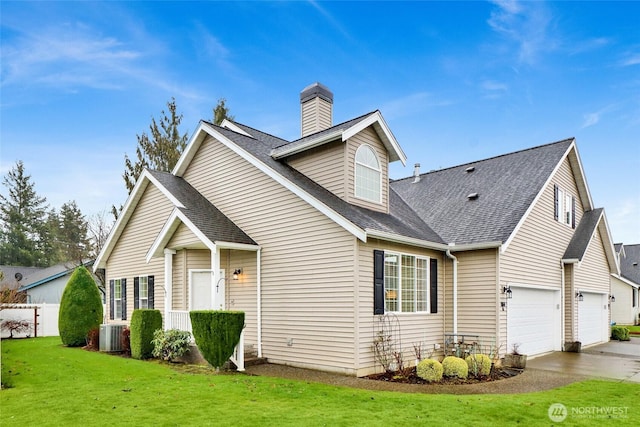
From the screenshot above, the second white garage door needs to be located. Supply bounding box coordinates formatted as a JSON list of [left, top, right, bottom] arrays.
[[507, 286, 561, 356], [578, 292, 607, 347]]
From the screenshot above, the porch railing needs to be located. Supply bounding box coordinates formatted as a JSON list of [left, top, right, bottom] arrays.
[[166, 310, 245, 371]]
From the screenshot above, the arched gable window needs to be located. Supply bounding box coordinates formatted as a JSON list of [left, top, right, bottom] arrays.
[[355, 144, 381, 203]]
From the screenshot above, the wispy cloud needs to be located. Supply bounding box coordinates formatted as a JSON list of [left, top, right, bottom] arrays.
[[581, 105, 616, 128], [487, 0, 555, 65], [381, 92, 453, 119], [308, 0, 354, 42], [481, 80, 509, 98], [618, 51, 640, 67]]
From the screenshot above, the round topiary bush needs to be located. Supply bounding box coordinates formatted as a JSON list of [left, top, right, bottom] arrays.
[[465, 354, 492, 377], [130, 309, 163, 359], [58, 266, 104, 347], [190, 310, 244, 369], [416, 359, 443, 382], [442, 356, 469, 379]]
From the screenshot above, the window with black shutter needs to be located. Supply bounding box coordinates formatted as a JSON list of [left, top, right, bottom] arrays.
[[373, 250, 385, 315]]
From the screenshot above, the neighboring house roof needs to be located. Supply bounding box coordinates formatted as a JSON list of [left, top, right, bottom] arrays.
[[391, 139, 574, 246], [619, 244, 640, 285], [6, 261, 93, 291], [0, 265, 44, 289]]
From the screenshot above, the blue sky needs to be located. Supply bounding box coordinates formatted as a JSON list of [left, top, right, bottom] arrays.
[[1, 1, 639, 243]]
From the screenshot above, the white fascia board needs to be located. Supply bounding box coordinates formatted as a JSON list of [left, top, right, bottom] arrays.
[[598, 211, 620, 274], [172, 121, 209, 177], [447, 241, 503, 252], [271, 130, 343, 159], [611, 274, 640, 289], [220, 119, 253, 137], [365, 229, 449, 251], [343, 111, 407, 165], [502, 141, 575, 254], [147, 209, 217, 262], [198, 122, 367, 242], [215, 241, 261, 251], [567, 142, 594, 211], [94, 170, 154, 270], [562, 258, 580, 264]]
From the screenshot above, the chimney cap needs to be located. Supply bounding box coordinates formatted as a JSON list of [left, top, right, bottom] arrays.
[[300, 82, 334, 104]]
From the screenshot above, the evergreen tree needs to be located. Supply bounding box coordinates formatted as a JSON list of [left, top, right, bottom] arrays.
[[213, 97, 234, 125], [53, 201, 91, 266], [0, 161, 49, 266]]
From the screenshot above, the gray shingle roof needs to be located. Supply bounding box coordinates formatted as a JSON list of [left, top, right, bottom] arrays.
[[563, 208, 604, 260], [212, 121, 445, 244], [620, 244, 640, 285], [148, 170, 257, 246], [391, 139, 574, 245]]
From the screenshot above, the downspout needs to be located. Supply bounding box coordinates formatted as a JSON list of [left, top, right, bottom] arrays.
[[560, 261, 565, 351], [257, 248, 262, 358], [446, 249, 458, 335]]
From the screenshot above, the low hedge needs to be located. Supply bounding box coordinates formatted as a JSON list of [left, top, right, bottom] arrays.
[[130, 309, 163, 359], [611, 325, 630, 341], [416, 359, 443, 382], [465, 354, 492, 377], [442, 356, 468, 379], [190, 311, 245, 368]]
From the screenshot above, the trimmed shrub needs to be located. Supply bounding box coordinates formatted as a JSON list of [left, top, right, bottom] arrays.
[[611, 325, 630, 341], [416, 359, 443, 382], [152, 329, 192, 362], [190, 310, 244, 369], [465, 354, 492, 377], [442, 356, 468, 379], [58, 266, 103, 347], [130, 309, 163, 359]]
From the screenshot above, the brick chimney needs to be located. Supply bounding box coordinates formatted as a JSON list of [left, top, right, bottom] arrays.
[[300, 82, 333, 137]]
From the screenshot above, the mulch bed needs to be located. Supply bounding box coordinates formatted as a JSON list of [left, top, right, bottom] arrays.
[[365, 366, 523, 385]]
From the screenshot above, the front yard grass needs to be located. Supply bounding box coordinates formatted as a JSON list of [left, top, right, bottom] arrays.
[[626, 325, 640, 334], [2, 337, 638, 426]]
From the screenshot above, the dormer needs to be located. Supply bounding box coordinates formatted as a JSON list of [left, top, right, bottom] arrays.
[[272, 83, 406, 214]]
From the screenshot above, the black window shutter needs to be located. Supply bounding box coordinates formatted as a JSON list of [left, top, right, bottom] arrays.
[[373, 250, 385, 315], [430, 258, 438, 314], [133, 277, 139, 310], [553, 185, 559, 221], [148, 276, 155, 309], [571, 196, 576, 229], [122, 279, 127, 320], [109, 279, 114, 320]]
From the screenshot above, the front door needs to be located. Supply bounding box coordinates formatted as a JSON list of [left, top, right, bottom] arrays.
[[190, 269, 226, 310]]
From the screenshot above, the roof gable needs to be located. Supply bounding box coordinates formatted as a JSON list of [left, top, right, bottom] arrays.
[[562, 208, 618, 273]]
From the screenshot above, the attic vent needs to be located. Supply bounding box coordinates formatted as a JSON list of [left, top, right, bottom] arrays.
[[634, 262, 638, 267], [465, 166, 475, 173], [467, 192, 479, 200]]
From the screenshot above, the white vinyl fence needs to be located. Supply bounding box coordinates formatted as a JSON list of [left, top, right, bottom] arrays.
[[0, 304, 61, 338]]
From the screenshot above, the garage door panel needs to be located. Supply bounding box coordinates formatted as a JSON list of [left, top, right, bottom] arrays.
[[508, 287, 560, 356], [578, 292, 606, 346]]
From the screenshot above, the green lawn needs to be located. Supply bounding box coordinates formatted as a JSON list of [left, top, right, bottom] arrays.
[[627, 325, 640, 334], [1, 337, 638, 426]]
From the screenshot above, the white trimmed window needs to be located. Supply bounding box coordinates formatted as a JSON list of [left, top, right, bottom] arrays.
[[384, 252, 429, 313], [355, 144, 381, 203], [139, 276, 148, 309], [114, 279, 123, 319], [554, 185, 575, 228]]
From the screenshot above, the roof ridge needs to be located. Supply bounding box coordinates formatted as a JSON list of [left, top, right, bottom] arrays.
[[392, 137, 575, 183]]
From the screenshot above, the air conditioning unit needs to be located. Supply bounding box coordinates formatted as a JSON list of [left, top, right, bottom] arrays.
[[99, 324, 125, 352]]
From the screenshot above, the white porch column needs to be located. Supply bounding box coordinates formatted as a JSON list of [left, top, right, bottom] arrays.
[[211, 245, 220, 309], [164, 249, 176, 328]]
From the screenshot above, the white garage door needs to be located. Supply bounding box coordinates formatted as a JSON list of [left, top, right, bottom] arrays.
[[507, 286, 561, 356], [578, 292, 607, 346]]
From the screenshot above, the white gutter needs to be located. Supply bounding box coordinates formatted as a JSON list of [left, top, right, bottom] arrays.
[[271, 130, 343, 159], [446, 249, 458, 335], [560, 261, 565, 351], [257, 248, 262, 358]]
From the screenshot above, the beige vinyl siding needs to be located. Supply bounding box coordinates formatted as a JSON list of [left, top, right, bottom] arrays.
[[286, 140, 345, 198], [455, 249, 499, 338], [356, 238, 444, 376], [573, 229, 610, 293], [611, 277, 639, 325], [182, 135, 358, 374], [167, 222, 207, 250], [345, 127, 389, 213], [564, 264, 576, 342], [501, 158, 583, 288], [301, 97, 332, 137], [225, 250, 258, 350], [106, 183, 172, 323]]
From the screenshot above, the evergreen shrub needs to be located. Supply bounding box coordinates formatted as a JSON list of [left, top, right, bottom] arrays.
[[611, 325, 630, 341], [465, 354, 492, 377], [416, 359, 443, 382], [190, 310, 244, 368], [152, 329, 191, 362], [442, 356, 469, 379], [58, 266, 103, 347], [130, 309, 162, 359]]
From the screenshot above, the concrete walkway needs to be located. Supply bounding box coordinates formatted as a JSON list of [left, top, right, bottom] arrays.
[[527, 338, 640, 383]]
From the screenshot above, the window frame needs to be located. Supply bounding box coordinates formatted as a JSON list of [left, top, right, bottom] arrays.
[[383, 251, 430, 313], [555, 185, 575, 228], [139, 276, 149, 309], [354, 144, 382, 203], [114, 279, 123, 320]]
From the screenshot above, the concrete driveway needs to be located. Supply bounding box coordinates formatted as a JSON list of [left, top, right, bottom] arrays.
[[527, 337, 640, 383]]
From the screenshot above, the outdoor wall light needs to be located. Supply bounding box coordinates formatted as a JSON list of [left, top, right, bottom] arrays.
[[609, 294, 616, 303], [575, 291, 584, 301], [502, 285, 513, 299], [232, 268, 243, 280]]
